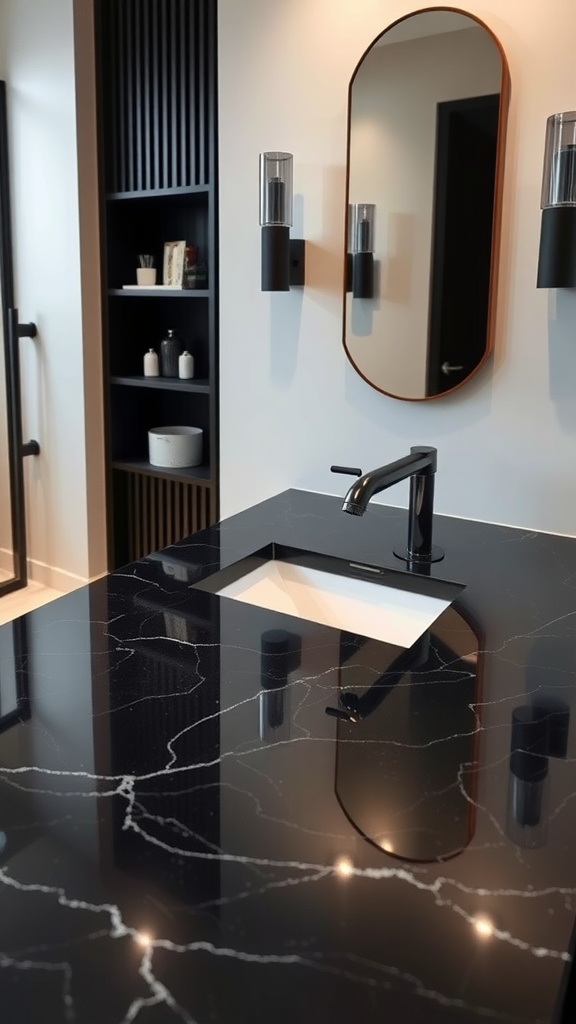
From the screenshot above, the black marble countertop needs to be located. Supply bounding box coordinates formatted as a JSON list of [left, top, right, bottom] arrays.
[[1, 488, 576, 1024]]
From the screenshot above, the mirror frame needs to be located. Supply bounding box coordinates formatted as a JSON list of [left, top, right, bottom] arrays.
[[343, 7, 510, 402]]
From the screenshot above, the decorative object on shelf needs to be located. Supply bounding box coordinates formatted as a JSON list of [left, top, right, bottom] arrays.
[[350, 203, 375, 299], [163, 240, 186, 287], [178, 350, 195, 379], [136, 254, 156, 286], [259, 151, 305, 291], [537, 111, 576, 287], [183, 246, 208, 290], [148, 425, 203, 468], [160, 329, 182, 377], [143, 347, 159, 377]]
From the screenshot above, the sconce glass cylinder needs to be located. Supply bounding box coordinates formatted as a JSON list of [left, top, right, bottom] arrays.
[[259, 152, 293, 227], [352, 203, 375, 298], [541, 111, 576, 208], [538, 112, 576, 287], [354, 203, 375, 253]]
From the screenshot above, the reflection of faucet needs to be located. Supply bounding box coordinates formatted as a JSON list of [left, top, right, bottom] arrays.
[[331, 446, 443, 564], [325, 632, 430, 723]]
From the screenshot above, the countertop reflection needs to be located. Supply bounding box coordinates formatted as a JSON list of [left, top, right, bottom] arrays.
[[0, 488, 576, 1024]]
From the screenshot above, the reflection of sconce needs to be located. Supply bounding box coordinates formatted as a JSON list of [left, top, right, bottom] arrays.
[[259, 152, 305, 291], [259, 629, 302, 743], [351, 203, 375, 299], [537, 112, 576, 287], [506, 700, 570, 848]]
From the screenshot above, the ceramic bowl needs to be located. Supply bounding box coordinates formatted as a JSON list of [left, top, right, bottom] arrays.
[[148, 426, 203, 468]]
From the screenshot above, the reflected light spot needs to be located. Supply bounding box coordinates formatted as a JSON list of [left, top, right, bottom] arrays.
[[334, 856, 354, 878], [380, 840, 394, 854], [472, 915, 495, 939], [135, 931, 153, 948]]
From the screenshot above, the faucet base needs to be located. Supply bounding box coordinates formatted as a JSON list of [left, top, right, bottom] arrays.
[[393, 543, 445, 565]]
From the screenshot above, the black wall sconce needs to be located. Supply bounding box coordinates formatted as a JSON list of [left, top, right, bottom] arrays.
[[348, 202, 375, 298], [537, 111, 576, 288], [259, 151, 305, 291]]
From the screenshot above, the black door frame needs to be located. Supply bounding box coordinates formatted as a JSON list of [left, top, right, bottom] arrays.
[[426, 93, 499, 397]]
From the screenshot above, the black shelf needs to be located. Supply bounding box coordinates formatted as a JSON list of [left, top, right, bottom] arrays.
[[112, 458, 211, 485], [111, 376, 210, 394], [109, 288, 209, 298], [97, 0, 219, 567]]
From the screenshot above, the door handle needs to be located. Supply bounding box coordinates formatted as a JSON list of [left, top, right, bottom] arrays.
[[7, 309, 40, 457], [441, 361, 464, 376]]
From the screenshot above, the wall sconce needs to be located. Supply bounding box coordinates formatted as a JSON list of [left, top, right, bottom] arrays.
[[259, 151, 305, 291], [537, 111, 576, 288], [351, 203, 375, 298]]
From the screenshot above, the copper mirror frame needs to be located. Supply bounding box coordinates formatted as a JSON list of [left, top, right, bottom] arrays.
[[343, 7, 510, 402]]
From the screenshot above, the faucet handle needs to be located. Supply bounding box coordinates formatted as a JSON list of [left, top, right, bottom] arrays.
[[330, 465, 362, 477]]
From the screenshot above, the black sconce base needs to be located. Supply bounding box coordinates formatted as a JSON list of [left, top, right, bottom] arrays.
[[262, 225, 290, 291], [261, 228, 306, 291], [352, 251, 375, 298], [537, 206, 576, 288]]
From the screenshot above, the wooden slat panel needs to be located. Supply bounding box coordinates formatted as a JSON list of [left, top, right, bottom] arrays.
[[120, 472, 212, 562], [101, 0, 212, 193]]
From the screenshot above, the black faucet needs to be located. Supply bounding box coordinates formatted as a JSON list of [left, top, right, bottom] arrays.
[[331, 446, 444, 564]]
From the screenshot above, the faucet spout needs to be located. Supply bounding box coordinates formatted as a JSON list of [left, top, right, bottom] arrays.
[[342, 448, 437, 516], [338, 446, 443, 564]]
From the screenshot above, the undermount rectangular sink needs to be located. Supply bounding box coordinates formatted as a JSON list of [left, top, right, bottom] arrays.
[[196, 544, 463, 648]]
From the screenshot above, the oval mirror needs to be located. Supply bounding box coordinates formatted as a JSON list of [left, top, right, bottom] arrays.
[[343, 9, 509, 401]]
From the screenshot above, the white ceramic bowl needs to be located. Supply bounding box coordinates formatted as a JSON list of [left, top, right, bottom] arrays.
[[148, 426, 203, 468]]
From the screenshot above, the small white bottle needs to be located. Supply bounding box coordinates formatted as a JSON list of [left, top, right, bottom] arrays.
[[178, 350, 194, 379], [144, 348, 159, 377]]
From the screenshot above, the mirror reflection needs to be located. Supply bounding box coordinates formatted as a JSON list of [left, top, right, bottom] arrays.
[[0, 285, 14, 586], [0, 81, 16, 588], [332, 604, 481, 862], [344, 10, 509, 400]]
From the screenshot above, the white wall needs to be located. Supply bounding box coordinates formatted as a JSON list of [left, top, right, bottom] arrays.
[[346, 25, 501, 399], [218, 0, 576, 536], [0, 0, 106, 587]]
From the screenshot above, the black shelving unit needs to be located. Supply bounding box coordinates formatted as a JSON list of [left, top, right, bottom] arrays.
[[95, 0, 218, 569]]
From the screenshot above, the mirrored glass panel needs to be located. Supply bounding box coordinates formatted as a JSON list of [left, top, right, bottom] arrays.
[[0, 280, 15, 586], [0, 80, 19, 593], [344, 10, 509, 400]]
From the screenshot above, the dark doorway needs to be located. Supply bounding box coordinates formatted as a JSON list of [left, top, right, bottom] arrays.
[[426, 94, 499, 396]]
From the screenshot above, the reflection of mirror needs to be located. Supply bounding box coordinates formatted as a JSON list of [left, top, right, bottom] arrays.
[[0, 619, 29, 733], [333, 604, 482, 862], [344, 10, 509, 401]]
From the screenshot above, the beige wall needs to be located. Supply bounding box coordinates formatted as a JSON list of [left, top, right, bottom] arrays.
[[218, 0, 576, 536]]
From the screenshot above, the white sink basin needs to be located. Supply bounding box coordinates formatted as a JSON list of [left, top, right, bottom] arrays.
[[208, 553, 458, 649]]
